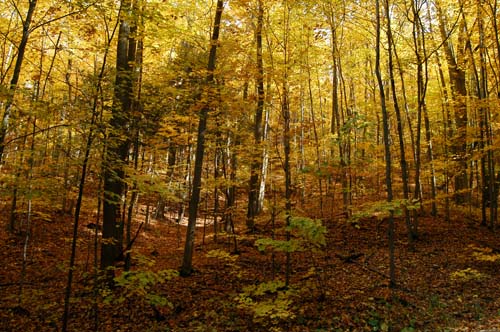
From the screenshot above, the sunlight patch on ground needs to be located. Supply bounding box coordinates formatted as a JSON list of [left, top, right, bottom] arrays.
[[135, 206, 215, 228]]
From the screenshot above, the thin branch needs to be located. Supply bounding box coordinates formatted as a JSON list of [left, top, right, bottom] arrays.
[[421, 2, 463, 63], [30, 2, 98, 32], [4, 124, 69, 146], [8, 0, 23, 25]]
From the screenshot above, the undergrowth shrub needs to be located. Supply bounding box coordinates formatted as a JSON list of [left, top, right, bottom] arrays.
[[238, 216, 326, 326], [101, 253, 178, 308]]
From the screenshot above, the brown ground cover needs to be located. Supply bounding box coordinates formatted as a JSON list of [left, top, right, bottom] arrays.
[[1, 205, 500, 331]]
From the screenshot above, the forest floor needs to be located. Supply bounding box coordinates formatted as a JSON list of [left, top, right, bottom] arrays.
[[1, 201, 500, 332]]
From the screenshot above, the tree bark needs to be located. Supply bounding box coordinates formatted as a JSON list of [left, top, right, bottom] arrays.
[[180, 0, 225, 277], [436, 2, 469, 204], [327, 8, 350, 214], [247, 0, 265, 231], [101, 0, 135, 272], [62, 10, 119, 329], [0, 0, 37, 163], [386, 0, 414, 242], [282, 0, 292, 287], [376, 0, 396, 289]]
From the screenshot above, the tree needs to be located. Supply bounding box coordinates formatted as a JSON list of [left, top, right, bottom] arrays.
[[0, 0, 38, 163], [101, 0, 137, 272], [180, 0, 225, 277], [325, 1, 351, 215], [61, 11, 121, 329], [385, 0, 414, 242], [281, 0, 292, 287], [246, 0, 265, 232], [375, 0, 396, 289], [435, 0, 469, 204]]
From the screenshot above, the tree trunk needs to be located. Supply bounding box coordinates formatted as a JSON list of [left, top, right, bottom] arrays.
[[62, 16, 116, 329], [489, 0, 500, 97], [474, 0, 495, 227], [386, 0, 414, 242], [327, 10, 350, 214], [436, 2, 469, 204], [101, 0, 135, 272], [423, 3, 451, 219], [282, 0, 292, 287], [304, 24, 324, 216], [258, 106, 270, 213], [247, 0, 265, 231], [125, 1, 143, 271], [180, 0, 224, 277], [125, 130, 140, 271], [0, 0, 37, 163], [376, 0, 396, 289]]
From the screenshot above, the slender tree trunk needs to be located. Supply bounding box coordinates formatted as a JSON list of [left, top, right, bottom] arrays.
[[393, 48, 416, 162], [247, 0, 265, 231], [125, 130, 140, 271], [436, 2, 469, 204], [474, 0, 495, 227], [328, 13, 348, 213], [177, 145, 190, 228], [386, 0, 414, 242], [17, 118, 36, 309], [0, 0, 37, 163], [222, 133, 234, 231], [257, 75, 273, 213], [338, 55, 353, 210], [180, 0, 225, 277], [258, 106, 270, 213], [62, 101, 97, 332], [376, 0, 396, 289], [8, 127, 29, 232], [489, 0, 500, 97], [62, 15, 118, 329], [281, 0, 292, 287], [428, 3, 452, 217], [0, 12, 16, 84], [62, 57, 74, 214], [213, 148, 220, 241], [410, 0, 430, 237], [423, 102, 438, 216], [306, 47, 324, 216], [299, 86, 306, 207]]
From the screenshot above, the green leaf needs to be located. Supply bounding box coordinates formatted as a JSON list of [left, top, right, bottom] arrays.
[[288, 216, 326, 247], [401, 327, 415, 332], [255, 238, 301, 253]]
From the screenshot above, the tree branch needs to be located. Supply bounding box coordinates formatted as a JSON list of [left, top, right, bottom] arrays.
[[4, 123, 69, 146], [30, 2, 98, 32]]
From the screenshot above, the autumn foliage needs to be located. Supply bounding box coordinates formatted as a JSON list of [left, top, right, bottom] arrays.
[[1, 0, 500, 331]]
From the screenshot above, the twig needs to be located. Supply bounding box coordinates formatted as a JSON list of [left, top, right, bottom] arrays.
[[119, 222, 144, 262], [4, 124, 69, 146]]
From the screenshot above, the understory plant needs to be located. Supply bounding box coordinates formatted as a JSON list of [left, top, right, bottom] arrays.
[[101, 253, 178, 308], [237, 216, 326, 325]]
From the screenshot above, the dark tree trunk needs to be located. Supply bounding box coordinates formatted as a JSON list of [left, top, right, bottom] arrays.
[[101, 0, 135, 272], [386, 0, 414, 242], [0, 0, 37, 163], [62, 9, 118, 329], [180, 0, 225, 277], [377, 0, 396, 289], [279, 0, 292, 287]]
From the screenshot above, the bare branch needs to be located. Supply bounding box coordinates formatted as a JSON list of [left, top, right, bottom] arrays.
[[30, 2, 99, 32], [4, 123, 69, 146]]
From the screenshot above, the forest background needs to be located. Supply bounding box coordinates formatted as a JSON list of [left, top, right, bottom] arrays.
[[1, 0, 500, 331]]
